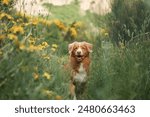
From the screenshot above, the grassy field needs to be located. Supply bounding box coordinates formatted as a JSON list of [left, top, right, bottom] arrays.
[[0, 0, 150, 99]]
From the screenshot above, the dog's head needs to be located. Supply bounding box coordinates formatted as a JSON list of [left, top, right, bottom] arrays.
[[68, 41, 93, 62]]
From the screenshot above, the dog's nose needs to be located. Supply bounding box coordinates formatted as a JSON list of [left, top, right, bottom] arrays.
[[77, 51, 81, 54]]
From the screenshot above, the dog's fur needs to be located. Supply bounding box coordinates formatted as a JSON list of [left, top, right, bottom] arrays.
[[68, 41, 92, 99]]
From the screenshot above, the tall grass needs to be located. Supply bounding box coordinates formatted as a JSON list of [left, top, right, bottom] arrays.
[[88, 37, 150, 99]]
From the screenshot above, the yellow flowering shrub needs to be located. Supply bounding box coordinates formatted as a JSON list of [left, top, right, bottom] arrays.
[[53, 19, 66, 31], [0, 1, 75, 99], [10, 25, 24, 34], [70, 27, 77, 38], [40, 19, 52, 26], [41, 42, 49, 48], [19, 43, 25, 50], [8, 34, 18, 40], [28, 37, 36, 45], [72, 21, 82, 28], [0, 34, 6, 41], [0, 12, 14, 20], [30, 18, 39, 25], [2, 0, 9, 5]]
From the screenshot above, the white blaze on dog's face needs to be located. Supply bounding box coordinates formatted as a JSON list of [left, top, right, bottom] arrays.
[[68, 41, 93, 62]]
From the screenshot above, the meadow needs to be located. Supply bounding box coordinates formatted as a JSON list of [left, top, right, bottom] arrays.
[[0, 0, 150, 100]]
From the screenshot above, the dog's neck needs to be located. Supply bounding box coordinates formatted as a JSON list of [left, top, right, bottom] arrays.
[[70, 56, 90, 73]]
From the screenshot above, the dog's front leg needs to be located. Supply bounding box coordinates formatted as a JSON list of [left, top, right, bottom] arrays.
[[70, 81, 77, 100]]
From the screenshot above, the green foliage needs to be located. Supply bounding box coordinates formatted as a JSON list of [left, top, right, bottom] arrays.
[[0, 0, 70, 99], [109, 0, 150, 44], [0, 0, 16, 13], [88, 37, 150, 99]]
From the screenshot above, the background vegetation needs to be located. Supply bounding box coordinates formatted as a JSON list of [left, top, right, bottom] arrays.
[[0, 0, 150, 99]]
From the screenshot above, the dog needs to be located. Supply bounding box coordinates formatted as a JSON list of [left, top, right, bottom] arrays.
[[68, 41, 93, 99]]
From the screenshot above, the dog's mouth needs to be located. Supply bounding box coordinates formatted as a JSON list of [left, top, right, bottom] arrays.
[[76, 55, 83, 61]]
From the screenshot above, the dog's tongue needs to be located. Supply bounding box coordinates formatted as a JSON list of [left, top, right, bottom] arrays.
[[77, 56, 82, 61]]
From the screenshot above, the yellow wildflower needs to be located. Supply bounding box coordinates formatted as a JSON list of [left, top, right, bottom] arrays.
[[52, 44, 58, 48], [10, 25, 24, 34], [2, 0, 9, 5], [32, 72, 39, 80], [39, 19, 51, 26], [0, 34, 6, 40], [37, 45, 44, 50], [42, 72, 51, 80], [30, 18, 39, 25], [19, 43, 26, 50], [51, 48, 56, 52], [70, 27, 77, 38], [23, 23, 30, 26], [42, 89, 54, 98], [43, 56, 50, 60], [41, 42, 49, 48], [53, 19, 66, 31], [51, 44, 58, 52], [8, 34, 18, 40], [42, 54, 50, 60], [73, 21, 82, 28], [55, 95, 63, 100], [104, 33, 109, 37], [27, 45, 42, 52], [0, 12, 13, 20], [13, 39, 19, 46], [28, 37, 36, 45]]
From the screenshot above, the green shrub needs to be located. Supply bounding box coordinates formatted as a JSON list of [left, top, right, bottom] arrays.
[[109, 0, 150, 45], [87, 36, 150, 99]]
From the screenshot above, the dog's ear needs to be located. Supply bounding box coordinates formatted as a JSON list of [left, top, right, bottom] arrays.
[[83, 42, 93, 53], [68, 42, 77, 55]]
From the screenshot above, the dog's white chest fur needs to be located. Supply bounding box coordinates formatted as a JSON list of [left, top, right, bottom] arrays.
[[74, 63, 87, 83]]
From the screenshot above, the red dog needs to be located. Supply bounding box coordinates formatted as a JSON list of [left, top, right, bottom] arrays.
[[68, 41, 93, 99]]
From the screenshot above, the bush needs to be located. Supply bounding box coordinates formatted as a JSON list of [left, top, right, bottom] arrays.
[[109, 0, 150, 45], [0, 0, 71, 99], [87, 36, 150, 99]]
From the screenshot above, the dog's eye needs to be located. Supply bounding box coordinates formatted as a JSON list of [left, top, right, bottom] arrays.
[[81, 46, 86, 49], [74, 47, 78, 50]]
